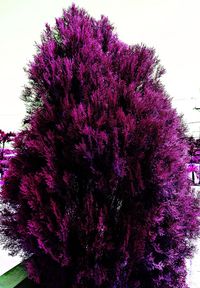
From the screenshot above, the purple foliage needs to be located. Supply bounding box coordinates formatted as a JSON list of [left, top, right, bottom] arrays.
[[0, 130, 15, 180], [187, 164, 198, 173], [0, 5, 200, 288], [188, 136, 200, 163]]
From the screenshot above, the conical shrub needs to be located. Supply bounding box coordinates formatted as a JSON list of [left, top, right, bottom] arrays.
[[1, 5, 199, 288]]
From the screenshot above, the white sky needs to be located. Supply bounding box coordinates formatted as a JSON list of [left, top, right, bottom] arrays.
[[1, 0, 200, 136]]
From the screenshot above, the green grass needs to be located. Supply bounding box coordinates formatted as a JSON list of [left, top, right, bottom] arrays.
[[0, 264, 27, 288]]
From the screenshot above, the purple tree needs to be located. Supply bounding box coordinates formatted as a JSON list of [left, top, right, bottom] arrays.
[[0, 5, 199, 288]]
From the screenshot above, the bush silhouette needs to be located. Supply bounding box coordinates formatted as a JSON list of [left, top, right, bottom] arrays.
[[1, 5, 199, 288]]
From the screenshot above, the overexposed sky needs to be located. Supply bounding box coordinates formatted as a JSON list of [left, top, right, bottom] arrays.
[[1, 0, 200, 136]]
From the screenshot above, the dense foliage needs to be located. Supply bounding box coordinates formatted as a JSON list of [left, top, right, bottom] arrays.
[[0, 5, 199, 288], [186, 137, 200, 185], [188, 136, 200, 163], [0, 130, 15, 181]]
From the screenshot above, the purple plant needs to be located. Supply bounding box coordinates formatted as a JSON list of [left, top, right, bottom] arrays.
[[187, 164, 198, 173], [0, 130, 15, 180], [0, 5, 199, 288], [188, 136, 200, 163]]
